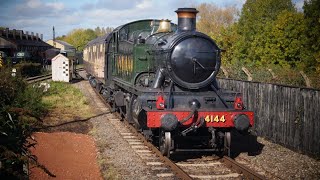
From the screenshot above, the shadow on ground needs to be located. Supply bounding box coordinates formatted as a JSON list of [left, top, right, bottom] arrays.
[[230, 129, 264, 158], [37, 112, 110, 134], [170, 130, 264, 161], [69, 76, 84, 84]]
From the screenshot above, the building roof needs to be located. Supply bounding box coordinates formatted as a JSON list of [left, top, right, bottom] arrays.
[[51, 40, 75, 49], [13, 38, 52, 47], [86, 33, 111, 47], [0, 32, 52, 49], [52, 53, 68, 61]]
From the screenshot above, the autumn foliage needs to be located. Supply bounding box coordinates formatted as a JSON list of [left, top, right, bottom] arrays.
[[196, 0, 320, 88]]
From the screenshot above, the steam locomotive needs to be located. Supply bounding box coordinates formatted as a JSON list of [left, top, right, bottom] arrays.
[[84, 8, 254, 157]]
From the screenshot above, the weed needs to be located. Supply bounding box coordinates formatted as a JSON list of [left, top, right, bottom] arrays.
[[42, 82, 94, 125], [96, 153, 119, 180], [0, 67, 46, 178], [103, 165, 119, 180]]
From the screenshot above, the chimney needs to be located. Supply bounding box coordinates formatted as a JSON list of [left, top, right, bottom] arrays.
[[31, 32, 34, 40], [36, 33, 39, 40], [40, 34, 43, 40], [13, 29, 16, 39], [175, 8, 198, 32], [26, 31, 29, 40], [20, 30, 23, 39], [6, 28, 9, 38]]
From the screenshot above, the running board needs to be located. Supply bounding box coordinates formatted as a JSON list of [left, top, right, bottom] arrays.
[[175, 148, 221, 152]]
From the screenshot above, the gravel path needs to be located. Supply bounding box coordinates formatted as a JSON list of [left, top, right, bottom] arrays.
[[73, 77, 162, 179], [236, 137, 320, 179]]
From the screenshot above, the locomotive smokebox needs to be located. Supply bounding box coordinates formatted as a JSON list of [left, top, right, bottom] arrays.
[[175, 8, 199, 32]]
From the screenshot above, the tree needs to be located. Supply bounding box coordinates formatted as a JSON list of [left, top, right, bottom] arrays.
[[94, 26, 114, 36], [63, 29, 97, 51], [196, 3, 237, 40], [263, 10, 311, 68], [102, 27, 114, 35], [234, 0, 295, 64], [56, 35, 66, 40], [94, 27, 102, 36], [215, 24, 240, 65], [56, 26, 114, 51], [303, 0, 320, 72]]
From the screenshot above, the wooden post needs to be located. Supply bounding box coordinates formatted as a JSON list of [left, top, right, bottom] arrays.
[[242, 67, 253, 81], [300, 71, 311, 87], [220, 66, 229, 78], [268, 68, 277, 79]]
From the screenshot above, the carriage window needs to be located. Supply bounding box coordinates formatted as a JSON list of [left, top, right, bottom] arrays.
[[119, 27, 128, 41]]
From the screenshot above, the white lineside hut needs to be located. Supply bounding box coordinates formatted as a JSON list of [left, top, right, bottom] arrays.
[[51, 53, 73, 82]]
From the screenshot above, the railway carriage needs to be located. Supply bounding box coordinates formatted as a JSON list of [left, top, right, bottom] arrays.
[[84, 8, 254, 157]]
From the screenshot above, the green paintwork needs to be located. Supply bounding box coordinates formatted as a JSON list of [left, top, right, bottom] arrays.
[[133, 44, 153, 72], [110, 20, 155, 85], [108, 19, 176, 86]]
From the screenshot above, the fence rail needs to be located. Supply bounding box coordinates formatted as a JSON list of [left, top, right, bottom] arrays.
[[217, 78, 320, 158]]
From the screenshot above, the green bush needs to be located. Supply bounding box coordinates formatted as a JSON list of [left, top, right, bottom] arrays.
[[0, 67, 46, 179], [14, 62, 42, 77]]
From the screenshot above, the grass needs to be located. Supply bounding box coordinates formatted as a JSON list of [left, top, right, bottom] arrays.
[[41, 81, 94, 125], [97, 156, 119, 180]]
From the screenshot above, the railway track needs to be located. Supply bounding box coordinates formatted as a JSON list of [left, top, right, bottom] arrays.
[[26, 68, 84, 84], [26, 73, 52, 83], [92, 85, 266, 180]]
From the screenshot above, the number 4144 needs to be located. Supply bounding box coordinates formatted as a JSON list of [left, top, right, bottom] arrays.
[[204, 115, 226, 123]]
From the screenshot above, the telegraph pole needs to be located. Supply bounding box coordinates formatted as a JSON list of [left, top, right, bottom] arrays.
[[53, 26, 56, 48]]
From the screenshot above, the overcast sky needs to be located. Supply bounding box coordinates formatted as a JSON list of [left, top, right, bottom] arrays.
[[0, 0, 304, 41]]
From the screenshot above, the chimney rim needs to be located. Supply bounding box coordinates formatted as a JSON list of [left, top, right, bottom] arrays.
[[175, 8, 199, 14]]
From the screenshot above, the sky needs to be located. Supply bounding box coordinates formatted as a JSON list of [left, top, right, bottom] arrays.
[[0, 0, 304, 41]]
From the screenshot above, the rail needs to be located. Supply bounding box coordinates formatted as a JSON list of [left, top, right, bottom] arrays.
[[124, 120, 193, 180], [91, 86, 266, 180], [26, 74, 52, 84], [221, 156, 265, 180], [94, 87, 192, 179], [26, 68, 84, 84]]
